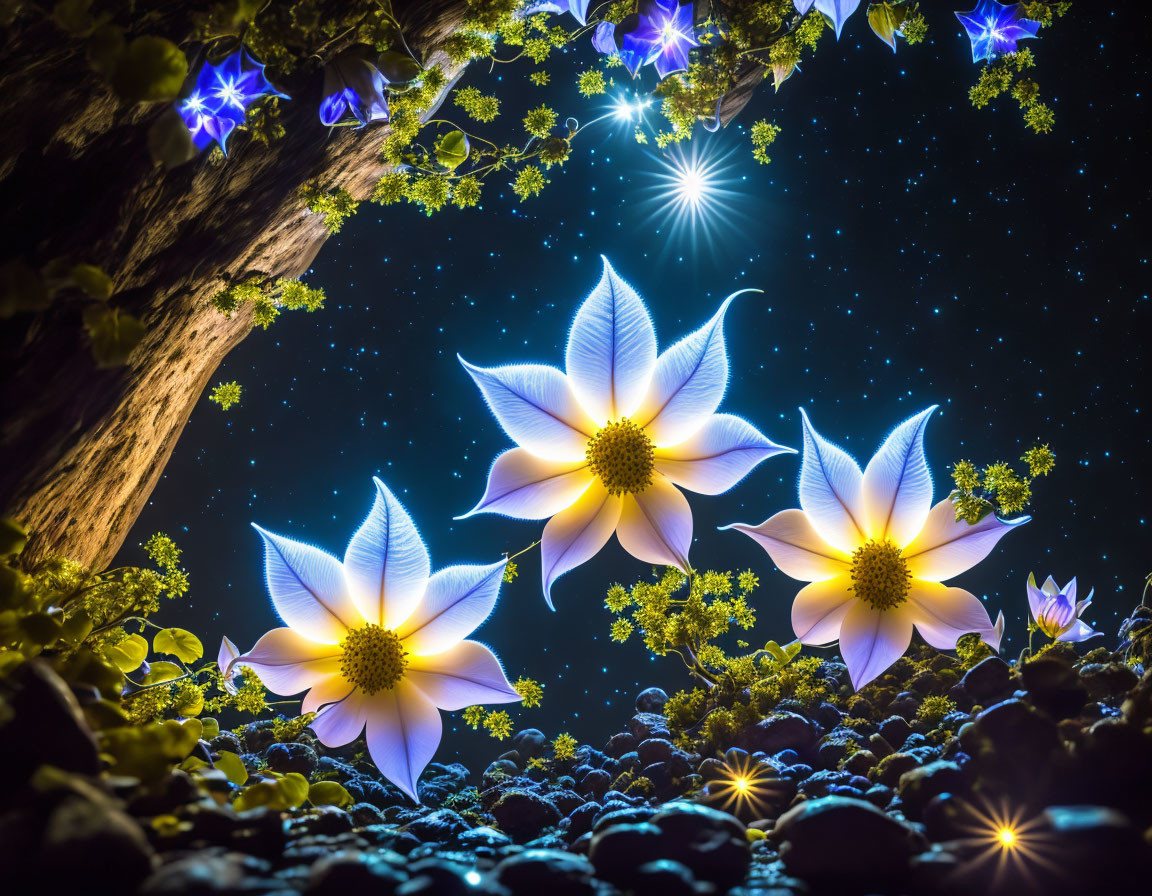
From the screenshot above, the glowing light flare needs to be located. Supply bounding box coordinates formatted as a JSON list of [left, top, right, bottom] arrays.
[[954, 797, 1061, 888], [997, 826, 1017, 848], [707, 755, 783, 819]]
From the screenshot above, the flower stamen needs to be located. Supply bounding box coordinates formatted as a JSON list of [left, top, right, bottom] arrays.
[[586, 419, 655, 496], [339, 624, 407, 694], [849, 539, 912, 611]]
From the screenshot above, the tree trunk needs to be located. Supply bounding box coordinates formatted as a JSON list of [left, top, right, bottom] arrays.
[[0, 1, 469, 569]]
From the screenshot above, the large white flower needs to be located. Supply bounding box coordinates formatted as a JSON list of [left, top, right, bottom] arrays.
[[459, 258, 793, 607], [223, 478, 521, 802], [724, 407, 1027, 690]]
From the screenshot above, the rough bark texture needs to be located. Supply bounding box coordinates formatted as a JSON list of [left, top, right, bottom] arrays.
[[0, 2, 468, 569]]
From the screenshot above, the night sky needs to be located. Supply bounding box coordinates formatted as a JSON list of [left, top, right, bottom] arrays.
[[120, 6, 1149, 770]]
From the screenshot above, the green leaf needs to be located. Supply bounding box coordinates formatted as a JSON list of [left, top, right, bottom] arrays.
[[142, 660, 184, 684], [434, 130, 470, 171], [214, 750, 249, 786], [0, 259, 51, 317], [308, 780, 353, 808], [147, 106, 198, 169], [19, 612, 63, 647], [200, 717, 221, 739], [377, 50, 421, 84], [867, 2, 908, 51], [277, 772, 310, 809], [52, 0, 97, 36], [0, 518, 27, 557], [234, 780, 281, 811], [60, 611, 93, 645], [110, 36, 188, 103], [83, 306, 144, 367], [104, 633, 149, 672], [70, 264, 114, 300], [153, 627, 204, 663]]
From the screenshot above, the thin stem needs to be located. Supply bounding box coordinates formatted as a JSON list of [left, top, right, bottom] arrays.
[[505, 540, 541, 563]]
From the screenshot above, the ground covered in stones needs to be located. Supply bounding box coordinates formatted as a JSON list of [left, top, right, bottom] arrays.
[[4, 607, 1152, 895]]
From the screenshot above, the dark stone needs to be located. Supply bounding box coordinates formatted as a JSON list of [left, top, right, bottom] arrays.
[[774, 796, 921, 885], [305, 851, 406, 895], [241, 720, 277, 752], [513, 728, 547, 759], [403, 808, 469, 842], [210, 732, 244, 755], [843, 749, 877, 777], [960, 656, 1012, 703], [491, 790, 562, 843], [1020, 656, 1089, 719], [636, 737, 673, 765], [495, 849, 596, 896], [628, 712, 672, 741], [958, 699, 1061, 797], [578, 768, 610, 800], [604, 732, 637, 758], [398, 857, 472, 896], [288, 805, 354, 837], [736, 712, 818, 755], [592, 805, 654, 832], [265, 741, 318, 776], [897, 760, 968, 818], [635, 687, 669, 714], [483, 759, 520, 787], [650, 801, 750, 889], [349, 802, 387, 826], [564, 801, 600, 838], [588, 822, 664, 885], [37, 789, 155, 892], [873, 751, 921, 787], [878, 715, 913, 748], [631, 860, 698, 896], [1039, 805, 1152, 891], [457, 826, 512, 849], [141, 853, 272, 895]]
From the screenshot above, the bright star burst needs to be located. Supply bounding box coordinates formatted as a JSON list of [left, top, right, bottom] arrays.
[[954, 797, 1060, 888], [640, 142, 746, 248]]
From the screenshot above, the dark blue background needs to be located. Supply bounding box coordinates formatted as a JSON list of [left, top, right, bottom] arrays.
[[120, 6, 1149, 768]]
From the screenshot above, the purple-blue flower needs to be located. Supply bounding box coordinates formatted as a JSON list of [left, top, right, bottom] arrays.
[[530, 0, 592, 25], [593, 1, 698, 80], [320, 51, 390, 128], [178, 50, 288, 155], [1027, 573, 1102, 643], [955, 0, 1040, 63], [794, 0, 862, 40]]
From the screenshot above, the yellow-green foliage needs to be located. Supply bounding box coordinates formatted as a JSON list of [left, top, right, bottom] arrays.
[[917, 695, 957, 724], [210, 277, 324, 329], [750, 119, 781, 165], [208, 381, 242, 411], [454, 86, 501, 122], [513, 677, 544, 707], [299, 183, 359, 233], [577, 70, 607, 97], [512, 166, 547, 200], [950, 444, 1054, 522], [552, 732, 578, 760]]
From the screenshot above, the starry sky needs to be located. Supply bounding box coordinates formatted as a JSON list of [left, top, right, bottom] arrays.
[[121, 5, 1149, 769]]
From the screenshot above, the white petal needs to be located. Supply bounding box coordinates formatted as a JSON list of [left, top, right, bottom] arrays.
[[217, 636, 239, 676], [838, 601, 914, 690], [635, 291, 750, 447], [654, 413, 795, 495], [1026, 572, 1046, 622], [234, 627, 343, 695], [615, 475, 692, 571], [311, 689, 369, 747], [302, 674, 355, 714], [540, 482, 622, 609], [458, 448, 593, 520], [722, 509, 850, 582], [796, 408, 867, 553], [364, 681, 442, 803], [252, 525, 362, 643], [791, 577, 856, 645], [1041, 575, 1059, 597], [343, 478, 432, 630], [565, 257, 657, 423], [906, 581, 999, 650], [459, 358, 596, 461], [398, 561, 507, 655], [903, 499, 1028, 582], [861, 406, 936, 546], [407, 640, 522, 711], [1062, 577, 1078, 604], [1057, 620, 1103, 643]]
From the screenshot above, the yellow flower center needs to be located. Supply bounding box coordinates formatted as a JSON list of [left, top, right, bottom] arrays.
[[849, 539, 912, 611], [585, 418, 654, 496], [339, 624, 407, 695]]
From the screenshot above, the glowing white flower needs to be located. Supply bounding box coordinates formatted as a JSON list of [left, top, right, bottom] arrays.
[[459, 258, 792, 607], [224, 478, 520, 802], [1027, 573, 1101, 643], [725, 407, 1026, 690]]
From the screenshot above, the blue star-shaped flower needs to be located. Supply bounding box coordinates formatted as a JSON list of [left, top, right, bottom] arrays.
[[594, 1, 698, 80], [177, 51, 289, 155], [954, 0, 1040, 63], [319, 51, 389, 128]]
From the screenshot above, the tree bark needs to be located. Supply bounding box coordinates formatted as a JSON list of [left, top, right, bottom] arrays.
[[0, 1, 469, 569]]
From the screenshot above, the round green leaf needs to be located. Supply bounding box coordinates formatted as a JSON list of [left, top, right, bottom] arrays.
[[377, 50, 421, 84], [0, 518, 27, 557], [215, 750, 249, 786], [83, 306, 145, 367], [70, 264, 114, 300], [110, 36, 188, 103], [435, 130, 470, 171], [0, 259, 51, 318], [154, 627, 204, 663], [148, 106, 198, 170], [308, 780, 353, 808], [143, 660, 184, 684], [277, 773, 310, 810], [234, 780, 281, 812], [104, 632, 148, 672], [200, 717, 221, 739]]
